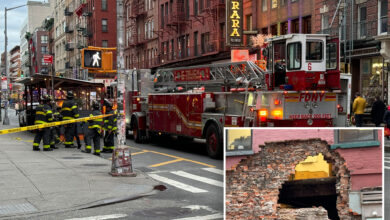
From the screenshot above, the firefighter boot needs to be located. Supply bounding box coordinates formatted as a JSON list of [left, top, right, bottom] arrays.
[[82, 145, 92, 153], [33, 143, 40, 151], [93, 152, 101, 156]]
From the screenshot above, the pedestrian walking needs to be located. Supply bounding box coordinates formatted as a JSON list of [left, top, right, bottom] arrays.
[[371, 96, 386, 127], [83, 101, 103, 156], [102, 100, 117, 153], [61, 91, 79, 148], [33, 95, 53, 151], [352, 92, 366, 127]]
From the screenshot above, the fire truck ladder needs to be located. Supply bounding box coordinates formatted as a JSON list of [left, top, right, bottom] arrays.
[[154, 61, 267, 92]]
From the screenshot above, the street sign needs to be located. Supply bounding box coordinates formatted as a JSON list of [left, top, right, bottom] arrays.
[[43, 55, 53, 64], [1, 78, 7, 90], [82, 49, 102, 69]]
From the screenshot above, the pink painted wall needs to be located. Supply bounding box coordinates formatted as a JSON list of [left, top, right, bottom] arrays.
[[226, 129, 383, 191]]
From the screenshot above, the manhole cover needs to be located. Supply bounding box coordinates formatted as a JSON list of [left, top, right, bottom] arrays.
[[61, 157, 84, 159], [133, 207, 191, 218], [82, 163, 107, 166]]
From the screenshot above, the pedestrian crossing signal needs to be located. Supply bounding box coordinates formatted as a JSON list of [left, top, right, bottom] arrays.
[[82, 49, 102, 69]]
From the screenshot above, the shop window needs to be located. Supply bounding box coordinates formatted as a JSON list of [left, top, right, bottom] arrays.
[[287, 42, 301, 70], [331, 129, 380, 149], [306, 41, 323, 61], [226, 129, 253, 156]]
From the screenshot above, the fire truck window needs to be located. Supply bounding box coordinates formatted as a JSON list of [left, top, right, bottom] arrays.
[[326, 43, 337, 69], [287, 43, 301, 70], [306, 41, 323, 61]]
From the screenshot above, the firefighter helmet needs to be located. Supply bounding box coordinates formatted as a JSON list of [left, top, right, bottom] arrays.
[[92, 100, 100, 110], [67, 91, 74, 99]]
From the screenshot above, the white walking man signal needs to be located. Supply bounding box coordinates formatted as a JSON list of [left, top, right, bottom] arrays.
[[92, 52, 101, 67]]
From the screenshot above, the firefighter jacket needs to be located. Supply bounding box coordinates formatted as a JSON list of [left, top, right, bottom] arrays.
[[88, 110, 103, 132], [34, 104, 53, 124], [61, 100, 79, 120], [53, 109, 62, 121], [103, 110, 117, 132]]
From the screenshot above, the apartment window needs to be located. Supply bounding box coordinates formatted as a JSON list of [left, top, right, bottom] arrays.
[[378, 0, 388, 34], [246, 14, 252, 30], [102, 40, 108, 47], [206, 0, 210, 8], [161, 5, 164, 28], [272, 0, 277, 8], [331, 129, 380, 149], [170, 0, 173, 13], [321, 14, 329, 31], [201, 32, 210, 54], [194, 31, 198, 56], [41, 46, 48, 54], [358, 6, 367, 38], [186, 34, 190, 57], [194, 0, 198, 16], [102, 0, 107, 11], [145, 22, 148, 39], [171, 39, 175, 60], [165, 2, 168, 25], [102, 19, 108, 32], [151, 21, 154, 38], [41, 35, 48, 44], [200, 0, 204, 11], [185, 0, 190, 20], [262, 0, 267, 11]]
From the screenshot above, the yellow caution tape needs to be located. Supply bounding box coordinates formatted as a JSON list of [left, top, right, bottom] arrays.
[[0, 114, 116, 135]]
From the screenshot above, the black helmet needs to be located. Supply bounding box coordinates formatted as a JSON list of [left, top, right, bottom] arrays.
[[104, 99, 113, 108], [92, 100, 100, 110], [67, 91, 74, 99]]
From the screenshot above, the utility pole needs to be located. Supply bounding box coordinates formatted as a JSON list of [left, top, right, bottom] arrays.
[[3, 4, 26, 125]]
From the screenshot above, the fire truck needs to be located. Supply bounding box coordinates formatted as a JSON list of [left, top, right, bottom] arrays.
[[126, 34, 341, 158]]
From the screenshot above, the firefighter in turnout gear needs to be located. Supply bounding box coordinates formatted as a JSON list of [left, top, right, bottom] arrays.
[[33, 95, 54, 151], [50, 104, 62, 148], [102, 99, 116, 153], [61, 91, 80, 148], [83, 101, 103, 156]]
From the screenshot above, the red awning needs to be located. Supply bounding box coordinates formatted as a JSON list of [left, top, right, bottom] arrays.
[[75, 3, 87, 17]]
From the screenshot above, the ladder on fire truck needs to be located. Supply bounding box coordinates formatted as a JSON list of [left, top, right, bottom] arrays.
[[154, 61, 267, 92]]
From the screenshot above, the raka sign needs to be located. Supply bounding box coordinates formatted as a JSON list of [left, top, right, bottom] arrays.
[[226, 0, 243, 46]]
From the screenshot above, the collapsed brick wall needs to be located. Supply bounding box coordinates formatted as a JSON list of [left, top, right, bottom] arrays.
[[278, 207, 329, 220], [226, 139, 353, 220]]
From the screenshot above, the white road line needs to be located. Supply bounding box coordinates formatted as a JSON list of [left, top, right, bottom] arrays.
[[202, 168, 224, 175], [171, 171, 223, 187], [65, 214, 128, 220], [385, 166, 390, 170], [148, 173, 208, 193], [172, 213, 223, 220]]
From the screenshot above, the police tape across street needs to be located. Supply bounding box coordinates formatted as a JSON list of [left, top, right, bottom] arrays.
[[0, 114, 115, 135]]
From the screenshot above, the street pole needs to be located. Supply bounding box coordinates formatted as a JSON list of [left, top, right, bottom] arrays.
[[3, 4, 26, 125], [116, 0, 126, 147]]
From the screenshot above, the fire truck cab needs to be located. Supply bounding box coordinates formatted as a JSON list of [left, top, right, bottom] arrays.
[[127, 34, 341, 159]]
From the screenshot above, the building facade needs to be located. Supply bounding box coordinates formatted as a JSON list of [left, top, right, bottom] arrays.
[[54, 0, 67, 76], [20, 0, 54, 78], [226, 128, 382, 219], [315, 0, 389, 108], [31, 28, 50, 75], [124, 0, 228, 70], [9, 46, 21, 79]]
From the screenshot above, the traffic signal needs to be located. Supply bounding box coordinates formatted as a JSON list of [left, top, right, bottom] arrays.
[[81, 49, 102, 69]]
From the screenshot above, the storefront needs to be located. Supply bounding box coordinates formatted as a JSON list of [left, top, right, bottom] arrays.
[[360, 56, 388, 106]]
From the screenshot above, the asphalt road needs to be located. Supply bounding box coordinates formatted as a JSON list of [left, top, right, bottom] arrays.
[[3, 110, 223, 220]]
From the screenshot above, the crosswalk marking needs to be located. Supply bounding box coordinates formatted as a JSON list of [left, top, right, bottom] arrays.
[[171, 171, 224, 187], [65, 214, 128, 220], [149, 173, 208, 193], [172, 213, 223, 220], [202, 167, 224, 175]]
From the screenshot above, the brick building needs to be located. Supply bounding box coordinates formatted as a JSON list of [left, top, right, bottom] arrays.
[[125, 0, 228, 70], [9, 46, 21, 79], [315, 0, 389, 108], [226, 128, 382, 219], [31, 28, 50, 75]]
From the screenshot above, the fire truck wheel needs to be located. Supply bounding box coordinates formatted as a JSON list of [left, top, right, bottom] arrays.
[[133, 121, 142, 143], [206, 124, 222, 159]]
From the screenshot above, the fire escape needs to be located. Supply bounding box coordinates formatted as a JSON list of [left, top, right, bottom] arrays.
[[166, 0, 186, 33], [129, 0, 147, 47], [203, 0, 225, 52], [65, 3, 75, 73]]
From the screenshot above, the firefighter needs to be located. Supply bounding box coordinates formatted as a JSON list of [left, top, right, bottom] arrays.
[[50, 103, 62, 148], [33, 95, 53, 151], [102, 99, 116, 153], [61, 91, 80, 148], [83, 101, 103, 156]]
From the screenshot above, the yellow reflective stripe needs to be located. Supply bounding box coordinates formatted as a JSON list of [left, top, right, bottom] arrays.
[[109, 146, 115, 149], [36, 111, 46, 115], [90, 114, 93, 117], [64, 142, 73, 145], [94, 119, 103, 122], [88, 125, 102, 129], [107, 126, 112, 129], [46, 110, 53, 114], [62, 107, 71, 111], [114, 119, 117, 122], [86, 145, 92, 149], [33, 143, 39, 146], [72, 106, 77, 109], [63, 117, 74, 120], [34, 120, 46, 124], [43, 145, 50, 149], [95, 149, 101, 153], [104, 120, 109, 123], [74, 114, 80, 118], [48, 118, 53, 122], [112, 127, 118, 130]]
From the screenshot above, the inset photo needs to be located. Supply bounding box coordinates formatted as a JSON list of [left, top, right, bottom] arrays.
[[225, 128, 383, 220]]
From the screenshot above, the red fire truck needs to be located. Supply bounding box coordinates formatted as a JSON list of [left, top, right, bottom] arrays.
[[126, 34, 341, 158]]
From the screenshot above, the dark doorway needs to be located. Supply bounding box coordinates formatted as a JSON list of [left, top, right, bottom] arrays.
[[278, 177, 340, 220]]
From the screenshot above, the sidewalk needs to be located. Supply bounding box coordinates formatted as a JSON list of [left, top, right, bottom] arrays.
[[0, 123, 159, 219]]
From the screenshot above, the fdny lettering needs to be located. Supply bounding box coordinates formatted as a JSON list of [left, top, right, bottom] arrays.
[[299, 93, 325, 102], [289, 114, 332, 119]]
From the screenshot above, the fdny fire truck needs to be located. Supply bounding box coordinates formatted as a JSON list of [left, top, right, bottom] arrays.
[[126, 34, 341, 158]]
